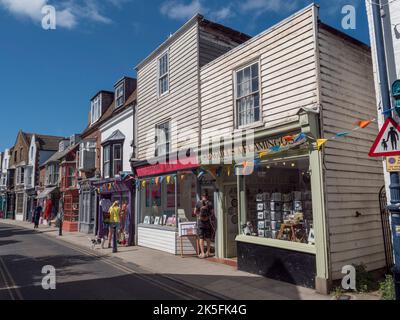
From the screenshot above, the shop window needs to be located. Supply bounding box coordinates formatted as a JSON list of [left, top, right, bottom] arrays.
[[239, 158, 314, 245], [235, 62, 260, 128], [139, 172, 197, 228], [16, 193, 23, 214]]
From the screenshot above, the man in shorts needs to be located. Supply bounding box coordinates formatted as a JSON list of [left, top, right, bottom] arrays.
[[194, 193, 214, 258]]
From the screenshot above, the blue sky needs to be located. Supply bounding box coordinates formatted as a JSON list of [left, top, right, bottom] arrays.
[[0, 0, 369, 151]]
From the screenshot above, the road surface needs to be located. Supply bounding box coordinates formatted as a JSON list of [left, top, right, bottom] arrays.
[[0, 222, 221, 300]]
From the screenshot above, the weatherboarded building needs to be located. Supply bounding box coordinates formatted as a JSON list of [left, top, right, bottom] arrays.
[[199, 4, 385, 293]]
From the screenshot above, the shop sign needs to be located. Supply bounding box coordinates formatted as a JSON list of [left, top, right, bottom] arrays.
[[201, 132, 301, 164], [386, 156, 400, 172]]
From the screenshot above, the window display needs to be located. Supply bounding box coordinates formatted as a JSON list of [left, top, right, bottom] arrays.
[[241, 158, 313, 244], [139, 172, 197, 228]]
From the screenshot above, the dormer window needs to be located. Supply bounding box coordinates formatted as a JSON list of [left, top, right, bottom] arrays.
[[158, 52, 169, 97], [115, 84, 125, 108], [91, 95, 102, 125]]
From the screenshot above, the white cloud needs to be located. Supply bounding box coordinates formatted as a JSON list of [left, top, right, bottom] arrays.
[[160, 0, 204, 20], [0, 0, 46, 21], [210, 6, 235, 21], [57, 8, 77, 29], [240, 0, 300, 14], [0, 0, 115, 29], [160, 0, 235, 22]]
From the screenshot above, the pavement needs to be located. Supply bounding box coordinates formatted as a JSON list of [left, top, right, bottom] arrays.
[[0, 219, 382, 300]]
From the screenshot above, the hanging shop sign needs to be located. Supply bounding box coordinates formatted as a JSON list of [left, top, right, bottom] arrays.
[[386, 156, 400, 172], [369, 117, 400, 157]]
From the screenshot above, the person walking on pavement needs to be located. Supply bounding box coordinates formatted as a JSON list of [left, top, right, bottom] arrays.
[[108, 201, 121, 253], [33, 204, 43, 229], [194, 193, 214, 259]]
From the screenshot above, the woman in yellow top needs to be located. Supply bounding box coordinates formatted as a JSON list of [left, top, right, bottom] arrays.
[[108, 201, 121, 250]]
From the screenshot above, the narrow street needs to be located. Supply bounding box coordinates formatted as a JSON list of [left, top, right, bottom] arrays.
[[0, 223, 221, 300]]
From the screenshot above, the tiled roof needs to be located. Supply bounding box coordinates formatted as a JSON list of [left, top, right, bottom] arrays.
[[81, 89, 137, 138], [36, 134, 65, 151], [41, 143, 79, 167]]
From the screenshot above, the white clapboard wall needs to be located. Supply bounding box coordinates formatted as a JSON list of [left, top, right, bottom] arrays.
[[136, 18, 246, 160], [200, 5, 318, 140], [318, 24, 386, 280], [138, 226, 197, 255]]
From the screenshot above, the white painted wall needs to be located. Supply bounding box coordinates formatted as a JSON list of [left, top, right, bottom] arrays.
[[100, 108, 134, 175]]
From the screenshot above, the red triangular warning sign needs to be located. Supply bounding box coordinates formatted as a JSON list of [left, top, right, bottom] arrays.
[[369, 118, 400, 157]]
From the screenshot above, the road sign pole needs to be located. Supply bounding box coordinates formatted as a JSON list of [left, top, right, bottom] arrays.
[[372, 0, 400, 299]]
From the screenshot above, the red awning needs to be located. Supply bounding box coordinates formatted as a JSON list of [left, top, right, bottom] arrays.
[[136, 156, 199, 178]]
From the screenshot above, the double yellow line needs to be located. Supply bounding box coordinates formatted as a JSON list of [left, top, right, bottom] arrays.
[[0, 256, 24, 300]]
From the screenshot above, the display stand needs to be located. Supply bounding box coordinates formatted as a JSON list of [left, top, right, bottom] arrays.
[[180, 234, 199, 258], [178, 221, 199, 258]]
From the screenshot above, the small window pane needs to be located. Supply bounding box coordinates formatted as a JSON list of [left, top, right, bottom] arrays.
[[251, 64, 258, 78]]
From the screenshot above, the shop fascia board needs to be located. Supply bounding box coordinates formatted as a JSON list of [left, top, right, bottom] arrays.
[[197, 110, 320, 160]]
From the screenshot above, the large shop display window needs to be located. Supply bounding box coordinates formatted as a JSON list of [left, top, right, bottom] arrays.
[[241, 157, 314, 245], [140, 172, 197, 228]]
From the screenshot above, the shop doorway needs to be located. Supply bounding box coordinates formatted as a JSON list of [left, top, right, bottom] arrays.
[[223, 183, 238, 258]]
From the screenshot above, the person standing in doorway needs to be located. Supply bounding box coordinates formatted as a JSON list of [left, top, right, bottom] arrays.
[[194, 193, 214, 259], [108, 201, 121, 253], [33, 204, 43, 229]]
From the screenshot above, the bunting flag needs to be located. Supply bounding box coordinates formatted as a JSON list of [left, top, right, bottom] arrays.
[[315, 118, 376, 151], [141, 180, 146, 188], [356, 120, 372, 129], [166, 176, 171, 184], [155, 177, 160, 185], [317, 139, 328, 150], [294, 132, 306, 143], [335, 132, 350, 138], [283, 135, 294, 142]]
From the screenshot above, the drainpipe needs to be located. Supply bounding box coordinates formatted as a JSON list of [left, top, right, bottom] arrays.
[[371, 0, 400, 300]]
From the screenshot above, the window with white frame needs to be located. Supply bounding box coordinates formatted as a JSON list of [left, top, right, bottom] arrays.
[[46, 164, 59, 186], [113, 144, 122, 177], [115, 84, 125, 108], [235, 62, 260, 127], [16, 167, 24, 185], [155, 121, 170, 157], [103, 145, 111, 178], [158, 52, 169, 96], [103, 143, 123, 178], [79, 140, 96, 170], [91, 95, 102, 125]]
